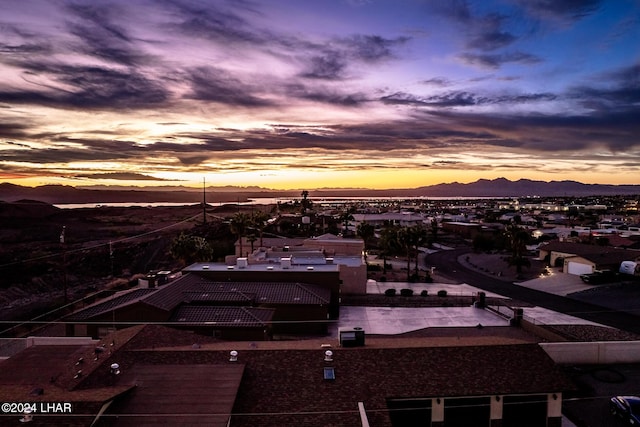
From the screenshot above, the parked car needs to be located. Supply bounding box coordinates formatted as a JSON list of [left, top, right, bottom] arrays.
[[610, 395, 640, 425], [580, 269, 618, 284]]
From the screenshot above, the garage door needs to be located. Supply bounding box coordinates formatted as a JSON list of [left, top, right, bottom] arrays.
[[502, 395, 547, 427], [567, 262, 592, 275], [387, 398, 431, 427], [444, 397, 490, 427]]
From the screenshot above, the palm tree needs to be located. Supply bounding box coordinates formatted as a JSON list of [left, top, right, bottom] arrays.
[[338, 209, 355, 236], [250, 211, 271, 247], [503, 222, 531, 275], [378, 226, 400, 274], [356, 221, 375, 260], [430, 218, 438, 243], [300, 190, 311, 213], [410, 224, 428, 276], [230, 212, 250, 257], [396, 225, 429, 281], [397, 227, 414, 281]]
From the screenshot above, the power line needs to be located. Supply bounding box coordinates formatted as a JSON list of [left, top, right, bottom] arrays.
[[0, 213, 202, 269]]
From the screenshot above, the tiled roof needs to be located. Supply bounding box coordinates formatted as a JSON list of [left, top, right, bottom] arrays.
[[141, 274, 331, 312], [66, 288, 157, 321], [183, 290, 256, 303], [141, 273, 205, 311], [196, 282, 331, 304], [170, 306, 275, 327]]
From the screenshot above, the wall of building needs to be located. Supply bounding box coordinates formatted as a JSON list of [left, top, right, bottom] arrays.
[[540, 341, 640, 364], [339, 264, 367, 294]]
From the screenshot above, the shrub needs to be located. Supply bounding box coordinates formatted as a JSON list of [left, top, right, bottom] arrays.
[[384, 288, 397, 296], [400, 288, 413, 297], [379, 276, 387, 282], [420, 290, 429, 297], [437, 290, 447, 297], [424, 274, 434, 283]]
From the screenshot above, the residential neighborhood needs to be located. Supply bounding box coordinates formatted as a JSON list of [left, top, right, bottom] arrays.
[[1, 193, 640, 426]]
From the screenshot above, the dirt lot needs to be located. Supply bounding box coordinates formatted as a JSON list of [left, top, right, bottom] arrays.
[[0, 202, 264, 322]]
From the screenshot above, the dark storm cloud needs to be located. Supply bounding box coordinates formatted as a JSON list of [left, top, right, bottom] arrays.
[[0, 122, 31, 139], [0, 64, 170, 109], [340, 34, 410, 62], [436, 1, 520, 51], [569, 63, 640, 113], [516, 0, 603, 22], [381, 90, 554, 107], [300, 52, 348, 80], [427, 105, 640, 152], [458, 51, 541, 69], [74, 172, 167, 180], [0, 42, 50, 55], [299, 35, 408, 80], [0, 23, 54, 59], [285, 84, 368, 106], [165, 0, 265, 45], [466, 13, 517, 51], [421, 77, 454, 87], [65, 3, 149, 66], [183, 66, 273, 107], [381, 91, 478, 107]]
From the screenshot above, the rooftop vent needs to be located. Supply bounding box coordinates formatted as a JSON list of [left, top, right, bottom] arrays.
[[227, 265, 234, 270], [307, 266, 314, 270], [202, 265, 209, 269], [326, 257, 334, 264], [110, 363, 120, 375], [281, 257, 292, 269], [229, 350, 238, 362], [237, 257, 248, 269], [324, 350, 333, 362], [267, 266, 274, 270]]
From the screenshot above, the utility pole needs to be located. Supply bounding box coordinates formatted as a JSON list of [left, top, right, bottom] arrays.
[[60, 226, 67, 303], [202, 177, 207, 224]]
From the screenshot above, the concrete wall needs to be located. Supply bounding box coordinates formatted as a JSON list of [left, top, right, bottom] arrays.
[[540, 341, 640, 364], [27, 336, 96, 346]]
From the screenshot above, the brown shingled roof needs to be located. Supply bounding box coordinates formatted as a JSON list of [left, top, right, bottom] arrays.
[[107, 364, 244, 427], [74, 326, 574, 427]]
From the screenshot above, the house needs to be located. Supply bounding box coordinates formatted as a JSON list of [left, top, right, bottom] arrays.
[[352, 212, 426, 228], [233, 233, 367, 294], [65, 268, 334, 339], [0, 325, 576, 427], [538, 241, 640, 275]]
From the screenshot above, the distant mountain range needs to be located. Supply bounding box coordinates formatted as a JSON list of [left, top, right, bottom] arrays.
[[1, 178, 639, 204]]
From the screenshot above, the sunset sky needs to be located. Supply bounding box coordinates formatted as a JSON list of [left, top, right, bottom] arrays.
[[1, 0, 639, 190]]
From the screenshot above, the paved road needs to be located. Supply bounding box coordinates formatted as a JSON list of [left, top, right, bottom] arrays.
[[425, 248, 640, 335]]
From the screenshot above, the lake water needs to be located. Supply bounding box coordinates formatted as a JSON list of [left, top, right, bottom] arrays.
[[54, 196, 502, 209]]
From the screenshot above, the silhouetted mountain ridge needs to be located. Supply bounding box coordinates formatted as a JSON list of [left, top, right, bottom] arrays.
[[0, 178, 638, 203]]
